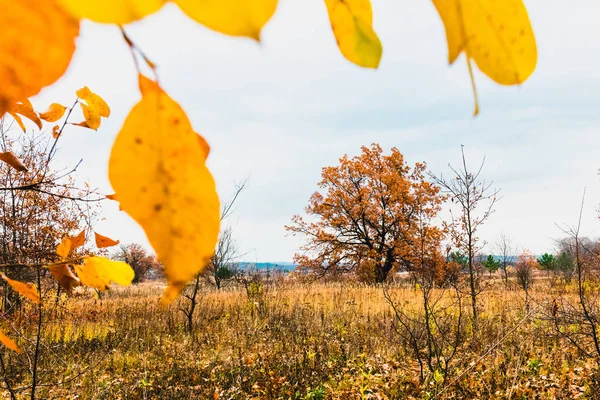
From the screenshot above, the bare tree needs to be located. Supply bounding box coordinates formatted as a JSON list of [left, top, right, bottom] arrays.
[[495, 233, 516, 286], [385, 274, 464, 388], [202, 178, 249, 290], [550, 190, 600, 360], [554, 237, 579, 284], [203, 226, 240, 290], [430, 145, 499, 329], [383, 188, 464, 389]]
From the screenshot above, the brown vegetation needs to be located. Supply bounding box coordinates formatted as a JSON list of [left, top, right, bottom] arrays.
[[1, 277, 600, 399]]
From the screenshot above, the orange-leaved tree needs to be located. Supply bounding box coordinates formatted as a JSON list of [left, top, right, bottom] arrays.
[[287, 143, 445, 283], [0, 120, 98, 311]]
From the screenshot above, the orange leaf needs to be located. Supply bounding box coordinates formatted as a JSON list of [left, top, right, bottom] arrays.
[[48, 264, 80, 292], [0, 0, 79, 116], [197, 135, 210, 160], [52, 125, 61, 139], [7, 100, 43, 132], [7, 111, 26, 133], [0, 329, 22, 353], [0, 273, 40, 303], [56, 237, 71, 259], [69, 229, 86, 249], [94, 232, 120, 248], [12, 100, 42, 128], [106, 193, 123, 211], [0, 151, 27, 172], [39, 103, 67, 122], [72, 120, 90, 129]]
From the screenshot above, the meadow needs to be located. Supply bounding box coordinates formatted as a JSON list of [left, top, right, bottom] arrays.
[[1, 273, 599, 400]]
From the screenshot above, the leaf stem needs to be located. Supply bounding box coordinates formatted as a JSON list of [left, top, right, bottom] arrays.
[[466, 58, 479, 117]]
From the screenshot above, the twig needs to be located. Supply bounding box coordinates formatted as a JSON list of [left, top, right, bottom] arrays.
[[435, 302, 543, 398]]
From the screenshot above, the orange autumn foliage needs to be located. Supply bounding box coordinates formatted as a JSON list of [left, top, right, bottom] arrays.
[[287, 144, 446, 283], [94, 231, 120, 248]]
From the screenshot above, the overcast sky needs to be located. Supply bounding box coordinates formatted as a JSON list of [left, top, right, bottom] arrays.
[[24, 0, 600, 261]]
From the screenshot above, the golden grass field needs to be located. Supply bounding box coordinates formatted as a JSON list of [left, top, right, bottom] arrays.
[[2, 276, 599, 399]]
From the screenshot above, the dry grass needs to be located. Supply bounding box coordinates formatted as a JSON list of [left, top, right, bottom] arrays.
[[1, 278, 599, 399]]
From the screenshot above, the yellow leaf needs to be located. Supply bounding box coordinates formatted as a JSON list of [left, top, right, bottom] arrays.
[[432, 0, 537, 113], [175, 0, 278, 41], [0, 0, 79, 116], [0, 329, 22, 353], [73, 87, 110, 130], [48, 264, 80, 292], [108, 74, 220, 303], [74, 103, 100, 130], [76, 87, 110, 118], [0, 273, 40, 303], [56, 0, 165, 24], [69, 229, 86, 249], [7, 100, 43, 132], [74, 256, 134, 291], [94, 232, 120, 248], [39, 103, 67, 122], [324, 0, 382, 69], [0, 152, 27, 172], [56, 237, 71, 259]]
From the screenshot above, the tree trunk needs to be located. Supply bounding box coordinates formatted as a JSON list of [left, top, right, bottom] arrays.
[[375, 249, 395, 283], [467, 239, 478, 329]]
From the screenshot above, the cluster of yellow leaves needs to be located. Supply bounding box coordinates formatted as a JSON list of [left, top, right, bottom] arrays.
[[0, 86, 106, 174], [56, 0, 278, 40], [73, 86, 111, 130], [0, 0, 537, 116]]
